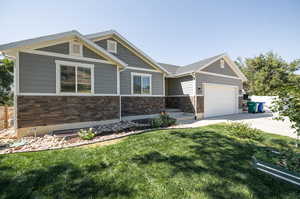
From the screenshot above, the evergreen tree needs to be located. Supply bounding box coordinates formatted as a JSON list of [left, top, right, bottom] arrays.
[[0, 58, 14, 105]]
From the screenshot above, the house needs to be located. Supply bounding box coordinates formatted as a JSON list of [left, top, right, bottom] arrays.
[[0, 30, 247, 137]]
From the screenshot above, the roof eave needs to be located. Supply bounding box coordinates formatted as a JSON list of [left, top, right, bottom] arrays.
[[0, 30, 127, 68]]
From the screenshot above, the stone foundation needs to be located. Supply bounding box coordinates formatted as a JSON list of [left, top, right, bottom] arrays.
[[17, 96, 120, 129], [166, 96, 204, 115], [166, 96, 195, 113], [121, 96, 165, 116]]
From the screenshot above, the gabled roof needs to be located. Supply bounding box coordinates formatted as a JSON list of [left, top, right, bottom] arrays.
[[86, 30, 169, 74], [159, 53, 247, 81], [0, 29, 247, 81], [157, 62, 180, 75], [159, 53, 224, 76], [177, 53, 225, 75], [0, 30, 127, 67]]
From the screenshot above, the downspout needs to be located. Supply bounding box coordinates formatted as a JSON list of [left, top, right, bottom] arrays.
[[118, 67, 126, 121], [192, 72, 197, 120], [117, 66, 121, 121]]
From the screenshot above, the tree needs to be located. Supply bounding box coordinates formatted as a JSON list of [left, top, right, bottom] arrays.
[[0, 58, 14, 105], [238, 52, 297, 96], [272, 74, 300, 147]]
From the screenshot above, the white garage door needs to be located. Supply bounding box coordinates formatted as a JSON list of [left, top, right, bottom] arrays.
[[204, 83, 238, 118]]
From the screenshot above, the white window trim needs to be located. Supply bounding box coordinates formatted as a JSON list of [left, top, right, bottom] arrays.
[[131, 72, 152, 95], [107, 40, 117, 53], [55, 60, 94, 95], [69, 41, 83, 57]]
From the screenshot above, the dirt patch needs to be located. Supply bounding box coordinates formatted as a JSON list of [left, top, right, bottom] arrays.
[[79, 138, 125, 148]]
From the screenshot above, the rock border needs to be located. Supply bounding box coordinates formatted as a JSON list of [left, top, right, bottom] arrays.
[[0, 126, 187, 155]]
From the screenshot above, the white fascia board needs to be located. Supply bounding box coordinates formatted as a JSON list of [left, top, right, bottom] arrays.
[[166, 72, 193, 78], [0, 30, 76, 52], [222, 54, 247, 82], [73, 31, 127, 68], [86, 30, 169, 74], [0, 30, 127, 69], [195, 53, 247, 82], [196, 54, 225, 72]]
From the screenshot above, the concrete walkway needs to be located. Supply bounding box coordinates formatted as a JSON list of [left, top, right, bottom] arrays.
[[174, 112, 297, 139]]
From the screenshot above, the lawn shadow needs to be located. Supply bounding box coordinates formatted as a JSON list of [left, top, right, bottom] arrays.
[[133, 129, 300, 198], [0, 161, 134, 199]]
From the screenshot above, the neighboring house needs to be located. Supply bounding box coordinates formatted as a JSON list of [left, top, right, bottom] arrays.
[[0, 30, 247, 136]]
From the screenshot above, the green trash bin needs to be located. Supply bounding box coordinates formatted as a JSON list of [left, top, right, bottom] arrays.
[[247, 102, 257, 113]]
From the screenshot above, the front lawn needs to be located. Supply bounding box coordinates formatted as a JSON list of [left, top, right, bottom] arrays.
[[0, 124, 299, 199]]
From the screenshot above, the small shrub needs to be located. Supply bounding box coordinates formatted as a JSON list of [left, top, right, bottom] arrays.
[[151, 112, 176, 128], [225, 122, 263, 141], [151, 117, 164, 128], [78, 128, 95, 140]]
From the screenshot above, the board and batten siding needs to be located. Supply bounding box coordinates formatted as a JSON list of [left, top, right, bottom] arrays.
[[120, 69, 164, 95], [202, 59, 238, 77], [95, 39, 154, 70], [166, 75, 194, 96], [37, 42, 106, 60], [19, 52, 117, 94], [196, 73, 242, 95]]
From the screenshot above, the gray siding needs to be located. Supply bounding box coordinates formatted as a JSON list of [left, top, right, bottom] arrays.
[[120, 69, 163, 95], [37, 42, 69, 54], [82, 46, 105, 60], [19, 52, 117, 94], [202, 59, 238, 77], [196, 73, 242, 95], [94, 63, 117, 94], [37, 42, 106, 60], [95, 39, 154, 70], [166, 75, 194, 96]]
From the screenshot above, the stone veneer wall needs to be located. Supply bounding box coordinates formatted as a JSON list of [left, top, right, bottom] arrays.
[[196, 96, 204, 114], [121, 97, 165, 116], [165, 96, 204, 114], [166, 96, 194, 113], [17, 96, 120, 128]]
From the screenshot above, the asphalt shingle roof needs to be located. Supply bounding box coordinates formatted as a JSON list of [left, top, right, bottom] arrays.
[[159, 53, 225, 76], [157, 63, 181, 75]]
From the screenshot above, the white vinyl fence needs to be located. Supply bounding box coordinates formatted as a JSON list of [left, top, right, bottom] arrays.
[[250, 96, 277, 112]]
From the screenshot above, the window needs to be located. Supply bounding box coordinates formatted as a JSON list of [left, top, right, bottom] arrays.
[[56, 60, 94, 94], [107, 40, 117, 53], [132, 73, 151, 95], [220, 59, 225, 69], [70, 42, 82, 56]]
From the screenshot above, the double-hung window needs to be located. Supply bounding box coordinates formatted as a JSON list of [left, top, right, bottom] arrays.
[[56, 60, 94, 94], [132, 73, 151, 95]]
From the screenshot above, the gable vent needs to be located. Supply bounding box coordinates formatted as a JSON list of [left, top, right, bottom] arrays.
[[220, 59, 225, 69], [70, 42, 82, 56], [107, 40, 117, 53]]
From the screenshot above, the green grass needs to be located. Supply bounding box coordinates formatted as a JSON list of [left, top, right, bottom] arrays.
[[0, 124, 299, 199]]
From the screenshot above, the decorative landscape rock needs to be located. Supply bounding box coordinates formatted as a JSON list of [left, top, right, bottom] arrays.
[[0, 121, 150, 154]]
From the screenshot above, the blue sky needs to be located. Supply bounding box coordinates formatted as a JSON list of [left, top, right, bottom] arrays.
[[1, 0, 299, 70]]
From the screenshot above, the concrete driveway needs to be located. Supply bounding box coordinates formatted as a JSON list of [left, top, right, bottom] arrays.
[[175, 112, 297, 139]]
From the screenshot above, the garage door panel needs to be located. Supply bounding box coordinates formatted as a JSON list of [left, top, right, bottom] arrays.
[[204, 84, 238, 118]]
